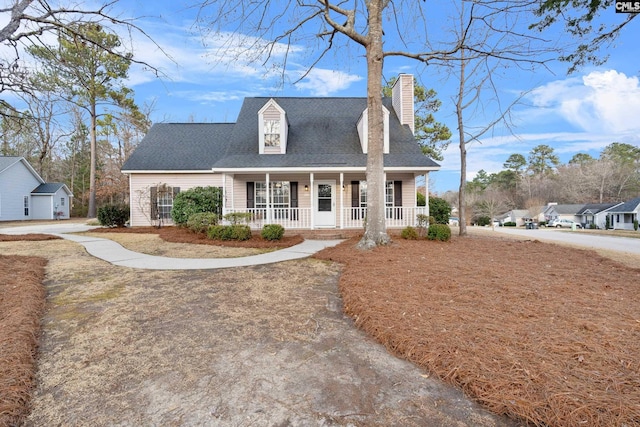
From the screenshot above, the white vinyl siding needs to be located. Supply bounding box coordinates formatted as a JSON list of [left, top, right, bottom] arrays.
[[0, 159, 41, 221]]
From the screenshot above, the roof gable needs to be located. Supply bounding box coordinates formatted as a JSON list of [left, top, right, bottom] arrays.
[[0, 156, 44, 183]]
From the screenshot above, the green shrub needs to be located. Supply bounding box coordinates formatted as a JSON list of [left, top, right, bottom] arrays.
[[475, 216, 491, 226], [261, 224, 285, 241], [401, 226, 419, 240], [538, 221, 547, 227], [589, 223, 597, 229], [427, 224, 451, 242], [503, 221, 517, 227], [97, 204, 129, 228], [207, 224, 252, 241], [416, 192, 426, 207], [224, 212, 252, 225], [429, 197, 451, 224], [186, 212, 219, 234], [635, 219, 638, 231], [171, 186, 222, 226]]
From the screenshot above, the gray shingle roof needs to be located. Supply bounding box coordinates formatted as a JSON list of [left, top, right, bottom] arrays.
[[546, 204, 586, 215], [607, 197, 640, 213], [121, 123, 234, 171], [576, 203, 619, 215], [31, 183, 67, 194], [122, 97, 440, 172]]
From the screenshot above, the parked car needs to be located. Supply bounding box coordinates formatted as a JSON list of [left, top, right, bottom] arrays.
[[548, 218, 582, 229]]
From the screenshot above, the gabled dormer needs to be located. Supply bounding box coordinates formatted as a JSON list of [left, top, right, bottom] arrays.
[[356, 106, 390, 154], [258, 99, 288, 154]]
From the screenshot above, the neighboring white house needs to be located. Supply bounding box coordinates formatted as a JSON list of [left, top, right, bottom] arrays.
[[606, 197, 640, 230], [0, 156, 73, 221], [122, 74, 441, 229], [543, 203, 585, 223], [576, 203, 621, 229]]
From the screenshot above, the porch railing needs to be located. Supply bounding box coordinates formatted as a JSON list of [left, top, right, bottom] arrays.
[[341, 207, 428, 229], [224, 208, 312, 229], [224, 207, 427, 230]]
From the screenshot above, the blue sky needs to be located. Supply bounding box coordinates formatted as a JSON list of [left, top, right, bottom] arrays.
[[5, 1, 640, 193]]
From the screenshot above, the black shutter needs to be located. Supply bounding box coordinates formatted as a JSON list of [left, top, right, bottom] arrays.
[[394, 181, 402, 206], [290, 182, 298, 207], [394, 181, 402, 219], [351, 181, 360, 219], [247, 182, 255, 209], [150, 186, 158, 220], [351, 181, 359, 207], [290, 181, 298, 220]]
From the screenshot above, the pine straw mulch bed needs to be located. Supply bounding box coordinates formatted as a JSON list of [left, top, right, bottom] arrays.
[[0, 255, 47, 427], [0, 234, 61, 242], [314, 234, 640, 427]]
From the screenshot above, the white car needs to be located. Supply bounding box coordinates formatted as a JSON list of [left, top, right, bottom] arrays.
[[549, 218, 582, 229]]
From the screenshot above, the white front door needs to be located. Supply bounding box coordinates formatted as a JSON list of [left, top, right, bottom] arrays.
[[315, 180, 335, 228]]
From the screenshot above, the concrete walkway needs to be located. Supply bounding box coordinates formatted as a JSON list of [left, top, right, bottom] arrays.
[[0, 222, 343, 270]]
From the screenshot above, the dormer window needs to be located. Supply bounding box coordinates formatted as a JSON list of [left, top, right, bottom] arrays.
[[258, 99, 288, 154], [264, 120, 280, 147]]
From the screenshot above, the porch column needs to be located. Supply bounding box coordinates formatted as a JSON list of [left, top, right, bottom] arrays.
[[424, 173, 430, 222], [266, 173, 271, 223], [310, 172, 314, 230], [222, 173, 227, 216], [339, 172, 344, 229], [230, 174, 234, 214]]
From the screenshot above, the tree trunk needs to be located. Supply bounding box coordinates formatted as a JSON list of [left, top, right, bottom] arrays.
[[357, 0, 390, 250], [88, 102, 97, 218], [457, 49, 467, 237]]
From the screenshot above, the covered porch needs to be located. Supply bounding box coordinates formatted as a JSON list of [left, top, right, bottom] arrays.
[[219, 170, 431, 230]]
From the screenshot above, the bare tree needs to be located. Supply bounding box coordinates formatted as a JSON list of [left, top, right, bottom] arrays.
[[0, 0, 163, 115], [476, 184, 512, 230], [196, 0, 557, 246]]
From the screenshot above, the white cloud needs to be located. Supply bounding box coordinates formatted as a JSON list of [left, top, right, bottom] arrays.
[[294, 69, 363, 96], [527, 70, 640, 134]]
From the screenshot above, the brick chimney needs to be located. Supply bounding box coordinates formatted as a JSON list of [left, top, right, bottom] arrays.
[[391, 73, 415, 135]]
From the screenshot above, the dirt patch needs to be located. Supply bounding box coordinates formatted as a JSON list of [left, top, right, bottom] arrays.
[[0, 255, 47, 427], [315, 234, 640, 426]]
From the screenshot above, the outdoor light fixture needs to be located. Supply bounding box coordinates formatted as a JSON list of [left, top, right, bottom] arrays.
[[304, 185, 309, 192]]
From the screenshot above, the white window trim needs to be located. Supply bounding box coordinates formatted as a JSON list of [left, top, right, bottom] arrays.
[[258, 99, 288, 154]]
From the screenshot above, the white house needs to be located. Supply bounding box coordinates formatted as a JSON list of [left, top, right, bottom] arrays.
[[606, 197, 640, 230], [0, 156, 73, 221], [122, 74, 440, 229]]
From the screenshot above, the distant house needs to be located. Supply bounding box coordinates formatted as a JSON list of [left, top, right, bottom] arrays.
[[576, 203, 621, 229], [122, 74, 440, 229], [543, 203, 585, 224], [606, 197, 640, 230], [0, 156, 73, 221], [498, 209, 535, 226]]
